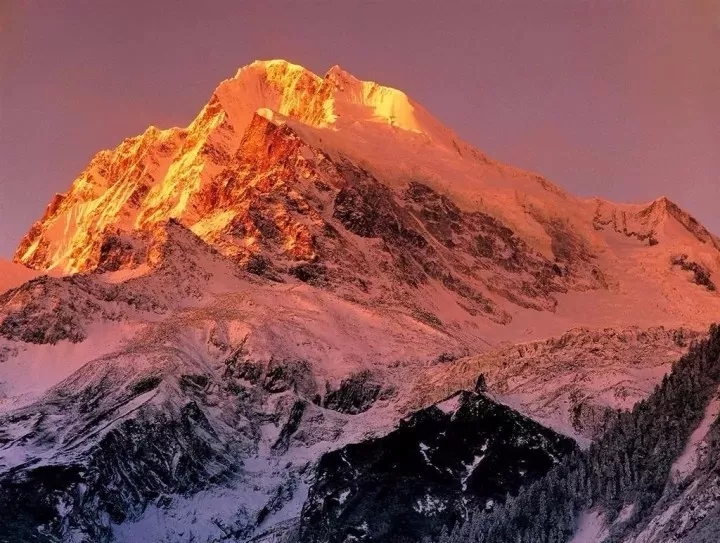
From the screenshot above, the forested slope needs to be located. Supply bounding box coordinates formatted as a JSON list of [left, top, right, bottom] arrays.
[[440, 324, 720, 543]]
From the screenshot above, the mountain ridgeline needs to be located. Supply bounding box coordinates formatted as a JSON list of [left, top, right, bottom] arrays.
[[439, 324, 720, 543]]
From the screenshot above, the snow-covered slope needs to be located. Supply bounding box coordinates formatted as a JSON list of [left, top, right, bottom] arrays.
[[405, 326, 699, 442]]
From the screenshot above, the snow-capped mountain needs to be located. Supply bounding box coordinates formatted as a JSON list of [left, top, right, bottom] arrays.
[[2, 60, 720, 542], [14, 60, 720, 332]]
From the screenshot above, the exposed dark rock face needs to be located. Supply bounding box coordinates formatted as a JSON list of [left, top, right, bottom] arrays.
[[244, 254, 282, 281], [331, 173, 579, 320], [0, 464, 85, 543], [298, 391, 577, 543], [94, 233, 148, 273], [222, 341, 319, 399], [273, 400, 307, 454], [322, 371, 383, 415], [592, 210, 659, 246], [0, 276, 157, 345], [570, 400, 619, 439], [0, 401, 241, 543], [288, 263, 328, 286], [179, 373, 210, 393], [671, 254, 716, 291], [474, 373, 488, 394], [334, 180, 424, 247], [263, 360, 316, 396], [411, 307, 444, 329], [404, 182, 464, 248], [129, 375, 163, 395], [257, 477, 301, 526], [331, 173, 436, 296], [402, 182, 573, 312], [645, 197, 720, 249]]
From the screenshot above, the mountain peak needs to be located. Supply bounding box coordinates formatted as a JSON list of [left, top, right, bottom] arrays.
[[210, 59, 448, 138], [250, 58, 305, 69], [324, 64, 358, 83], [645, 195, 720, 248], [238, 58, 317, 79]]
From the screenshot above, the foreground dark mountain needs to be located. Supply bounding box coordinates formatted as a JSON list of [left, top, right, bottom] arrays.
[[298, 390, 576, 543]]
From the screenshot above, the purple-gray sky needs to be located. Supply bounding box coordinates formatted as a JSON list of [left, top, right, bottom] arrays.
[[1, 1, 719, 258]]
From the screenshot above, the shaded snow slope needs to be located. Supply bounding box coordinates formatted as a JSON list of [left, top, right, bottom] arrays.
[[406, 327, 698, 441]]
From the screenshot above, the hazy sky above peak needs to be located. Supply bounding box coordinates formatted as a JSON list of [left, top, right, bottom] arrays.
[[1, 0, 719, 257]]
